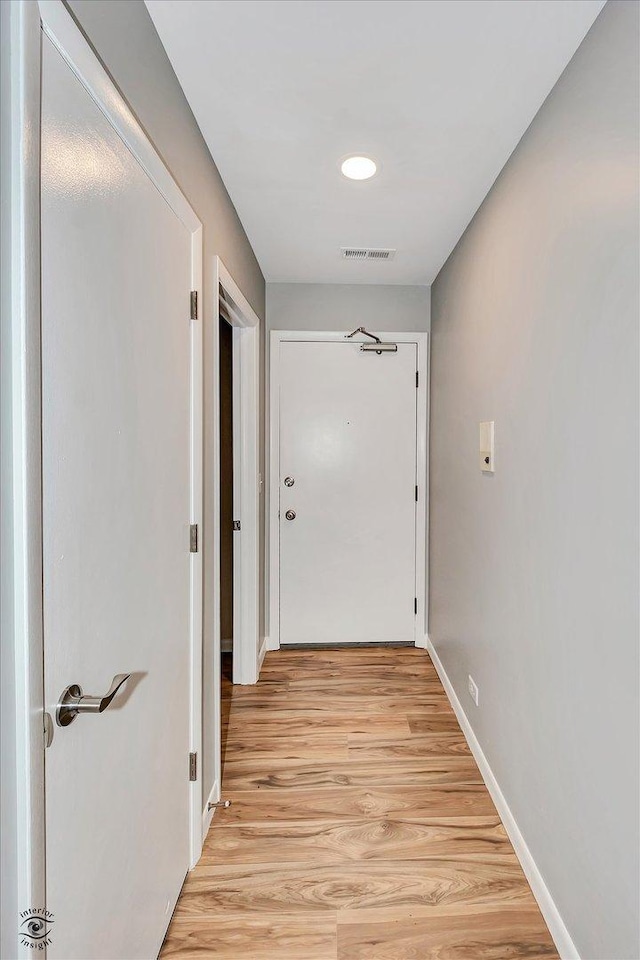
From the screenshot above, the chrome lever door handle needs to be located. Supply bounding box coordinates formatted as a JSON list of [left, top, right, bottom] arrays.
[[56, 673, 131, 727]]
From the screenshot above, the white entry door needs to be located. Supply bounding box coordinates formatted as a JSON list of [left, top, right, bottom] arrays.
[[278, 340, 418, 645], [41, 33, 196, 960]]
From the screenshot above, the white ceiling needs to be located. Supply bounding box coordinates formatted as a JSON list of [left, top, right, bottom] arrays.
[[146, 0, 605, 285]]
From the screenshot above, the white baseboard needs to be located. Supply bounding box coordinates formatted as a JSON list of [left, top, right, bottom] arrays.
[[426, 637, 579, 960], [201, 777, 220, 844], [258, 636, 268, 671], [415, 633, 428, 649], [265, 634, 280, 651]]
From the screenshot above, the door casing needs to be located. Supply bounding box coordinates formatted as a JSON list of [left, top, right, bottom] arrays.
[[4, 4, 203, 955], [204, 257, 261, 840], [267, 330, 429, 651]]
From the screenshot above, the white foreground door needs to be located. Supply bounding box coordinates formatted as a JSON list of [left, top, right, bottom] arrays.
[[279, 340, 417, 645], [42, 36, 193, 959]]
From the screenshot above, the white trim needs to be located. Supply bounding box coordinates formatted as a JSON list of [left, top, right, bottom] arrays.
[[415, 333, 429, 641], [268, 332, 281, 649], [188, 225, 204, 870], [258, 636, 268, 670], [7, 5, 205, 949], [268, 330, 429, 650], [210, 259, 223, 832], [218, 260, 261, 330], [4, 7, 46, 956], [201, 778, 220, 842], [213, 257, 261, 687], [265, 635, 279, 652], [233, 321, 260, 683], [426, 638, 579, 960], [207, 257, 262, 853]]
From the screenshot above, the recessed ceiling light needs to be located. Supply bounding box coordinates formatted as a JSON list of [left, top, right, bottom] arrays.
[[341, 156, 377, 181]]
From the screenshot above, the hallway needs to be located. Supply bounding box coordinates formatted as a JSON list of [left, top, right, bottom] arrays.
[[161, 648, 558, 959]]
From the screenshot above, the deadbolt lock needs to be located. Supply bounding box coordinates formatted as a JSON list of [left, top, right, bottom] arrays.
[[285, 510, 296, 521], [284, 476, 295, 487]]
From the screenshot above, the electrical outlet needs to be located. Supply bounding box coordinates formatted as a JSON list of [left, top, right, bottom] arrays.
[[468, 675, 479, 707]]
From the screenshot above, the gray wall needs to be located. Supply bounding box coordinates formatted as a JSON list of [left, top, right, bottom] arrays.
[[267, 282, 430, 333], [65, 0, 266, 811], [429, 3, 639, 958], [265, 282, 430, 640]]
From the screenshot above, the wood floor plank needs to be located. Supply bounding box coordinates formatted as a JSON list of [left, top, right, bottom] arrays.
[[226, 694, 456, 715], [160, 916, 337, 959], [224, 715, 412, 741], [272, 663, 441, 681], [221, 756, 485, 790], [221, 681, 289, 700], [222, 687, 300, 706], [223, 733, 349, 761], [337, 908, 558, 959], [347, 732, 471, 759], [199, 817, 512, 864], [260, 648, 427, 665], [170, 858, 533, 921], [406, 713, 463, 733], [287, 675, 451, 692], [259, 655, 428, 668], [161, 647, 558, 960], [213, 785, 498, 823]]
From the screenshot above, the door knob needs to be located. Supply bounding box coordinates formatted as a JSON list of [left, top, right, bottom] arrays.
[[56, 673, 131, 727], [285, 510, 296, 521], [283, 476, 295, 487]]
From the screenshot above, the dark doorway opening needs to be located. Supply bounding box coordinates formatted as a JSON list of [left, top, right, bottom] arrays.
[[219, 314, 234, 763]]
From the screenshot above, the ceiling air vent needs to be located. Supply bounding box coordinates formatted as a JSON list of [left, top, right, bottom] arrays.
[[341, 247, 396, 261]]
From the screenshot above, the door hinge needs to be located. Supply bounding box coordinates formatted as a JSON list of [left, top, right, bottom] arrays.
[[416, 370, 419, 388], [232, 520, 241, 531], [415, 485, 418, 502], [190, 523, 198, 553], [189, 752, 198, 781], [414, 598, 418, 615], [190, 290, 198, 321]]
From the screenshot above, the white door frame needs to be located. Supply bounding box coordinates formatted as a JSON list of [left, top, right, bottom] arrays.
[[205, 256, 261, 835], [268, 330, 429, 650], [3, 4, 204, 952], [212, 257, 261, 683]]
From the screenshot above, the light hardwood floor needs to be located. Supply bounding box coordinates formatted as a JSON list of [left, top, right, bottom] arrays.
[[161, 647, 558, 959]]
